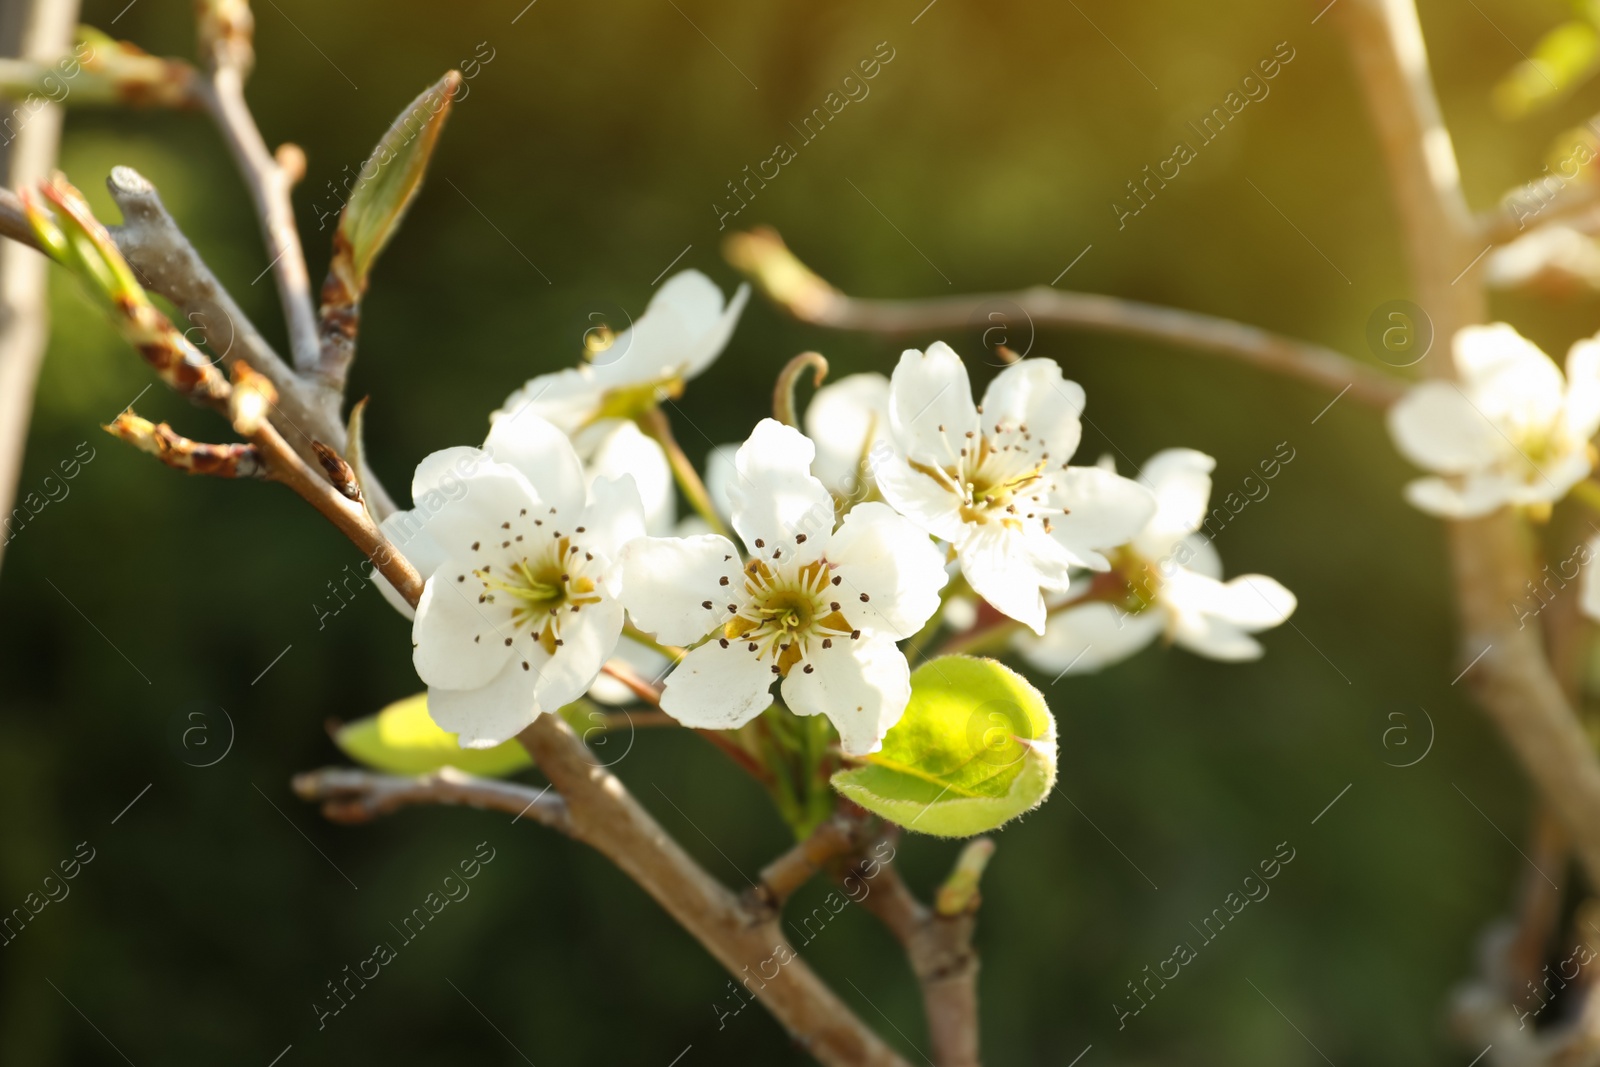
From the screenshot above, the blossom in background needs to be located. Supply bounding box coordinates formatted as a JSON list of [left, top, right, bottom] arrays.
[[407, 415, 644, 747], [492, 269, 749, 435], [804, 372, 892, 502], [620, 419, 946, 754], [1387, 322, 1600, 518], [871, 342, 1156, 634], [1013, 449, 1297, 674]]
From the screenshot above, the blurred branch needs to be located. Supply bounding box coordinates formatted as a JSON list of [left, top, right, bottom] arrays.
[[0, 0, 79, 578], [725, 227, 1405, 409], [292, 766, 573, 830], [1481, 179, 1600, 245], [193, 0, 321, 375], [1337, 0, 1600, 896], [851, 836, 985, 1067]]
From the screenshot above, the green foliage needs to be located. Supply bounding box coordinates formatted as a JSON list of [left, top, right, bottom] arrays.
[[830, 656, 1057, 837], [337, 70, 460, 287], [1494, 17, 1600, 118], [334, 692, 533, 776]]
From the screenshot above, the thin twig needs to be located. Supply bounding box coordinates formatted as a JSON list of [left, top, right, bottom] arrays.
[[291, 765, 572, 830], [725, 227, 1404, 408], [194, 12, 321, 375], [748, 815, 863, 911]]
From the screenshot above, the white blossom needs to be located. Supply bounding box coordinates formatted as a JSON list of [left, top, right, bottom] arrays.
[[1013, 449, 1297, 674], [1387, 322, 1600, 518], [871, 342, 1156, 634], [493, 269, 748, 435], [620, 419, 947, 755], [408, 414, 644, 747], [804, 371, 892, 502]]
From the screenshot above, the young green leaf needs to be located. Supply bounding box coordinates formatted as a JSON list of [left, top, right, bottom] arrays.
[[336, 70, 461, 288], [335, 692, 533, 777], [830, 656, 1057, 837]]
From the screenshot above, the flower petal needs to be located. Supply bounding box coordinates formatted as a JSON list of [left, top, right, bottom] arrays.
[[412, 571, 516, 689], [959, 525, 1049, 634], [494, 367, 602, 437], [583, 474, 647, 571], [872, 453, 968, 543], [979, 358, 1084, 461], [1454, 323, 1565, 433], [532, 595, 625, 711], [826, 502, 948, 639], [1136, 448, 1215, 552], [781, 634, 911, 756], [1565, 336, 1600, 444], [1012, 601, 1164, 675], [1048, 465, 1157, 569], [579, 419, 675, 535], [727, 419, 836, 563], [427, 656, 543, 748], [592, 270, 748, 389], [374, 509, 446, 620], [888, 342, 981, 468], [806, 372, 891, 499], [658, 638, 775, 729], [483, 412, 587, 518], [1387, 381, 1505, 474], [619, 534, 745, 646]]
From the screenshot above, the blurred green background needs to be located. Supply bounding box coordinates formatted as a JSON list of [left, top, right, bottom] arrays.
[[3, 0, 1594, 1062]]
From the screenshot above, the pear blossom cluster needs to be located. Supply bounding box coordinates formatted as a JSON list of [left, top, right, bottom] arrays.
[[374, 271, 1301, 752]]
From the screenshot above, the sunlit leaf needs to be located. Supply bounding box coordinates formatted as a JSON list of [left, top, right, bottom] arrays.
[[830, 656, 1057, 838], [1493, 20, 1600, 119], [335, 692, 533, 777]]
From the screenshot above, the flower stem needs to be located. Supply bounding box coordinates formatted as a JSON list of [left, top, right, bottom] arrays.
[[637, 406, 730, 538], [623, 623, 685, 662]]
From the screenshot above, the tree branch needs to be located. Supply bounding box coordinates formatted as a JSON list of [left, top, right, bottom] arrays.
[[851, 837, 986, 1067], [292, 765, 573, 830], [0, 0, 80, 577], [1337, 0, 1600, 889], [747, 816, 863, 911], [194, 3, 321, 375], [517, 714, 913, 1067], [724, 227, 1404, 408]]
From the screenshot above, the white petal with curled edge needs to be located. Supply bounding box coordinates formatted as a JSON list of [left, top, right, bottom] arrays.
[[680, 279, 749, 381], [959, 525, 1049, 634], [619, 534, 745, 646], [493, 367, 601, 436], [826, 502, 948, 639], [1136, 448, 1215, 553], [412, 445, 491, 502], [806, 372, 891, 498], [583, 474, 647, 573], [1403, 474, 1503, 518], [1012, 601, 1164, 675], [1163, 570, 1295, 661], [659, 638, 776, 729], [1048, 466, 1158, 569], [888, 342, 981, 467], [979, 359, 1085, 460], [1387, 381, 1506, 474], [581, 419, 675, 535], [593, 270, 748, 389], [727, 419, 836, 564], [1566, 336, 1600, 444], [427, 655, 545, 748], [412, 573, 516, 690], [484, 412, 587, 519], [532, 595, 625, 712], [781, 634, 910, 756]]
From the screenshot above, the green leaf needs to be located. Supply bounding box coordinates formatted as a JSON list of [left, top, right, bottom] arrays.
[[1493, 20, 1600, 119], [830, 656, 1057, 837], [335, 693, 533, 777], [337, 71, 461, 287]]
